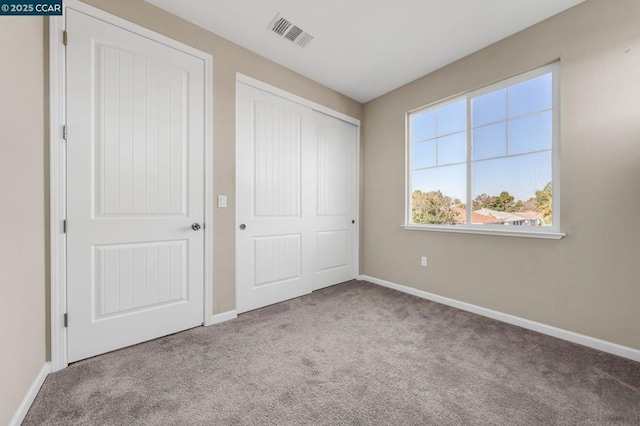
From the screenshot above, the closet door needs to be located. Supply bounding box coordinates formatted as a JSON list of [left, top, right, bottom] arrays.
[[236, 82, 358, 313], [236, 83, 316, 313], [313, 112, 358, 290]]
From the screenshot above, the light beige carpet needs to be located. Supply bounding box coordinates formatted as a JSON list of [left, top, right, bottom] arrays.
[[25, 280, 640, 425]]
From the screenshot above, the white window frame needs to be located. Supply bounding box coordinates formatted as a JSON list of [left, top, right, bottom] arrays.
[[404, 62, 565, 239]]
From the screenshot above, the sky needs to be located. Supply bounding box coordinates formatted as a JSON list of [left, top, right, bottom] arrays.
[[410, 73, 553, 203]]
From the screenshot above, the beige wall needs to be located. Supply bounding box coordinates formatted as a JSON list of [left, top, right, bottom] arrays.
[[362, 0, 640, 350], [78, 0, 364, 314], [0, 16, 47, 424]]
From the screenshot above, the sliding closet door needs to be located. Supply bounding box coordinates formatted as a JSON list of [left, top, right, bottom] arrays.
[[236, 81, 358, 313], [236, 83, 316, 313], [313, 112, 358, 290]]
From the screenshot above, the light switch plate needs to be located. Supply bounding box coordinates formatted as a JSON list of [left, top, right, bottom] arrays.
[[218, 195, 227, 208]]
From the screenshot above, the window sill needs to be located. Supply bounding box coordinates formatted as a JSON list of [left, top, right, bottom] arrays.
[[402, 224, 565, 240]]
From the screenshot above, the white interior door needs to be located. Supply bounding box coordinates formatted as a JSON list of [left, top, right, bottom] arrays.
[[236, 82, 358, 313], [236, 83, 316, 313], [66, 9, 205, 362], [313, 112, 358, 290]]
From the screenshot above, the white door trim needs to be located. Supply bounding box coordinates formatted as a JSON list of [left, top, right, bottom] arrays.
[[236, 74, 361, 127], [234, 73, 361, 311], [49, 0, 214, 371]]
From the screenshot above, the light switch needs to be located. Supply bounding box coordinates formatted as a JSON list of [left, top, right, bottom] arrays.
[[218, 195, 227, 208]]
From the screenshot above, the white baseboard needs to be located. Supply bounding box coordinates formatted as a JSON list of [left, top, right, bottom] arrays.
[[358, 275, 640, 363], [9, 362, 50, 426], [208, 310, 238, 326]]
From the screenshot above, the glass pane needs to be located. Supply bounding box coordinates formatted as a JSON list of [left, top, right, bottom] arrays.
[[437, 99, 466, 135], [438, 132, 466, 166], [412, 140, 436, 170], [472, 122, 506, 161], [508, 73, 552, 118], [471, 151, 552, 227], [411, 110, 436, 142], [472, 88, 506, 127], [509, 111, 552, 155], [411, 164, 467, 225]]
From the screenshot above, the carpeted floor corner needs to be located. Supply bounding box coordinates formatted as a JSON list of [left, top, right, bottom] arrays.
[[24, 280, 640, 425]]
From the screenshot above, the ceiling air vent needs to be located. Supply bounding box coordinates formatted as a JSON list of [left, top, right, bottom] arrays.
[[269, 14, 314, 48]]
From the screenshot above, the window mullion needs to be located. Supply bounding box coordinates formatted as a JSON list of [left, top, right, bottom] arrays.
[[466, 97, 472, 225], [435, 111, 439, 166], [407, 115, 412, 225], [506, 87, 510, 155]]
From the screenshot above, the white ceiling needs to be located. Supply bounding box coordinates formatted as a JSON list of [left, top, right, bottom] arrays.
[[145, 0, 585, 103]]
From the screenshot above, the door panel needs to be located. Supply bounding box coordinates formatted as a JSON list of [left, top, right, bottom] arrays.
[[66, 9, 205, 362], [254, 234, 302, 287], [95, 43, 188, 217], [317, 123, 350, 216], [253, 100, 302, 218], [236, 83, 315, 313], [317, 230, 349, 272], [94, 241, 186, 318], [313, 112, 358, 289]]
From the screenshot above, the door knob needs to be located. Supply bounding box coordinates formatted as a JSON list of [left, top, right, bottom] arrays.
[[239, 224, 246, 230], [191, 223, 201, 231]]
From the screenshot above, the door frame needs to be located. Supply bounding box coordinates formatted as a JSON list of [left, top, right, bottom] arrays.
[[49, 0, 214, 372], [234, 74, 361, 310]]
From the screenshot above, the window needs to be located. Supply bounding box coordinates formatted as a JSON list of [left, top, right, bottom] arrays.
[[406, 63, 562, 238]]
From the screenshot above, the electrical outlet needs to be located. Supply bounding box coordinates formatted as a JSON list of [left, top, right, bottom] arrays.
[[421, 256, 428, 267]]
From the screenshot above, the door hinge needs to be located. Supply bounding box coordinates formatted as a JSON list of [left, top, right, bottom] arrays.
[[63, 219, 67, 234], [62, 125, 67, 140], [203, 223, 206, 229], [63, 30, 67, 46], [63, 313, 68, 328]]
